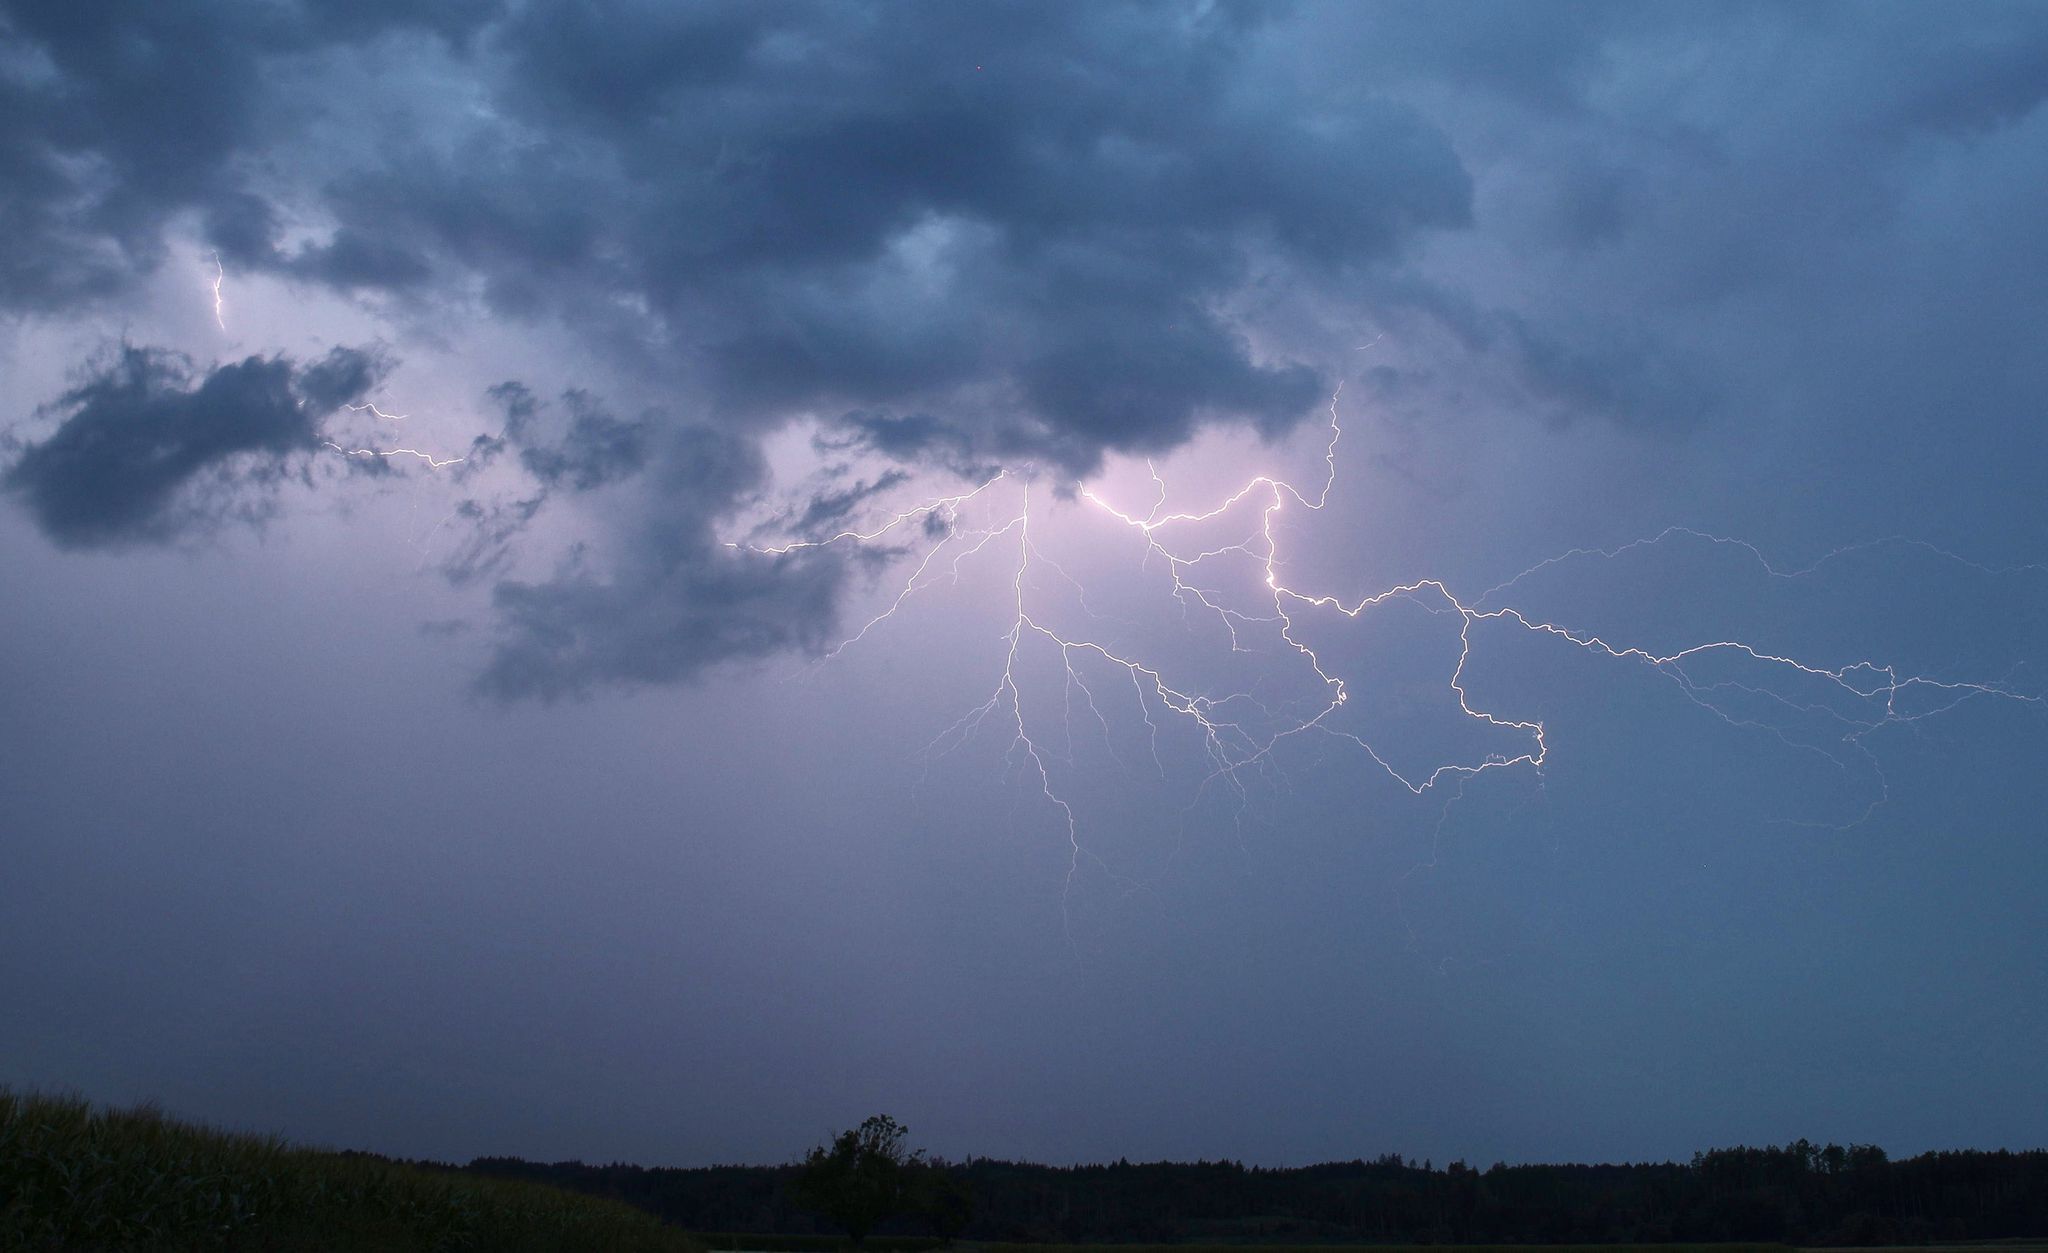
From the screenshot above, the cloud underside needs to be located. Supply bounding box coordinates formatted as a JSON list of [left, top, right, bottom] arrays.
[[3, 1, 2046, 693]]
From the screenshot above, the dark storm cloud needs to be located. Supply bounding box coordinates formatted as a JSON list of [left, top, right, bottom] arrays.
[[1290, 1, 2048, 444], [436, 494, 543, 591], [339, 0, 1468, 693], [492, 384, 653, 495], [474, 0, 1464, 467], [477, 423, 848, 701], [0, 0, 498, 311], [10, 0, 2048, 693], [426, 382, 654, 599], [0, 0, 1484, 692], [123, 0, 1470, 471], [786, 471, 913, 537], [812, 412, 1003, 489], [3, 345, 380, 547], [431, 380, 851, 697]]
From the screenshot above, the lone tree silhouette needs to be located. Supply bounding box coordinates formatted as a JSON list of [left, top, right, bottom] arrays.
[[793, 1115, 924, 1245]]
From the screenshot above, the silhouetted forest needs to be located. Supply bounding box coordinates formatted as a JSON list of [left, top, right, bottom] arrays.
[[462, 1141, 2048, 1244]]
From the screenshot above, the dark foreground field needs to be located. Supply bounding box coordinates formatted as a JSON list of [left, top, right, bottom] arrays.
[[8, 1091, 2045, 1252], [697, 1242, 1800, 1253], [693, 1241, 2048, 1253], [0, 1090, 695, 1252], [483, 1144, 2048, 1247], [944, 1245, 1801, 1253]]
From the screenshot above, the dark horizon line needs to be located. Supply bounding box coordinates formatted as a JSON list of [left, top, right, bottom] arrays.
[[455, 1140, 2048, 1177]]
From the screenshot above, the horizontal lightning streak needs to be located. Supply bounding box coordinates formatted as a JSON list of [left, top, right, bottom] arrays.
[[321, 442, 464, 469], [323, 397, 462, 468], [346, 402, 410, 421]]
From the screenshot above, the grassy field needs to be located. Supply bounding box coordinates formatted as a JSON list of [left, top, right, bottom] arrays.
[[9, 1097, 2033, 1253], [0, 1089, 698, 1251]]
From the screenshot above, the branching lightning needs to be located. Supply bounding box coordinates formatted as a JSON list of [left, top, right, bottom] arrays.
[[198, 257, 458, 467], [324, 400, 463, 468], [739, 391, 2042, 934]]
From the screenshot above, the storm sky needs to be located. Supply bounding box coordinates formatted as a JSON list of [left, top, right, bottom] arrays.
[[3, 1, 2046, 1168]]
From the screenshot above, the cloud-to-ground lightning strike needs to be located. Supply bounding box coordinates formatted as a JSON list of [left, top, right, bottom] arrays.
[[740, 394, 2042, 932]]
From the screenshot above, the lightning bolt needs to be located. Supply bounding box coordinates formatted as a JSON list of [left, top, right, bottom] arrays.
[[323, 398, 462, 468], [210, 251, 226, 332], [739, 390, 2042, 941], [205, 262, 456, 469], [322, 443, 466, 468], [201, 262, 455, 467], [345, 402, 411, 421]]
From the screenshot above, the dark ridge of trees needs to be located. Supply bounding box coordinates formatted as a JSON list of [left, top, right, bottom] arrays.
[[460, 1140, 2048, 1245]]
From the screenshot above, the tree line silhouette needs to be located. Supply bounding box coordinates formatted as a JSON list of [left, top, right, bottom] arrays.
[[463, 1138, 2048, 1244]]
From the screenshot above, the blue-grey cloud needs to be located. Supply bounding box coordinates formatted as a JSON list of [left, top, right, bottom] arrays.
[[8, 0, 2048, 693], [3, 345, 380, 548], [0, 0, 1471, 470], [478, 423, 847, 701], [785, 470, 912, 538], [0, 0, 499, 312], [0, 0, 1484, 692], [492, 383, 653, 495]]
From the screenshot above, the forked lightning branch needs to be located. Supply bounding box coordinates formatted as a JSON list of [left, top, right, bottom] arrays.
[[740, 394, 2042, 895]]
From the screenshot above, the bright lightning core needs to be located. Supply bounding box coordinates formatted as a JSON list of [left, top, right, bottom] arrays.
[[741, 395, 2041, 944]]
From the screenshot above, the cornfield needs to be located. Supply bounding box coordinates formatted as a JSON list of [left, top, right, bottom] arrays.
[[0, 1089, 699, 1252]]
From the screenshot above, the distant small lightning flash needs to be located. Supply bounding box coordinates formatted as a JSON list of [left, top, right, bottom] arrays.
[[739, 390, 2041, 930], [210, 251, 226, 331]]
